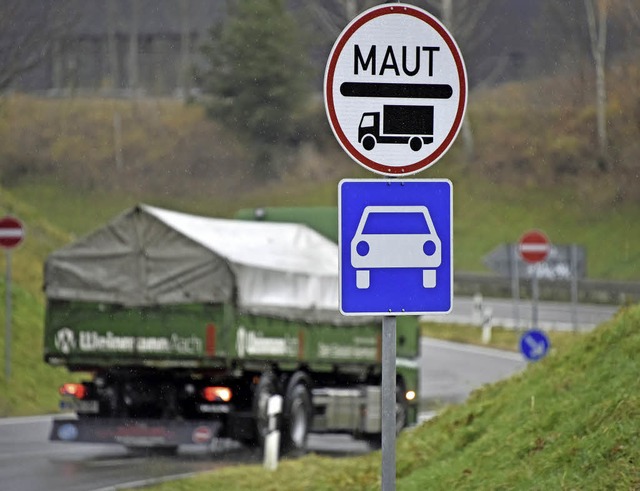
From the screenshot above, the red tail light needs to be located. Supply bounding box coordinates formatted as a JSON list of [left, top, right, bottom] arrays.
[[202, 386, 232, 402], [59, 383, 86, 399]]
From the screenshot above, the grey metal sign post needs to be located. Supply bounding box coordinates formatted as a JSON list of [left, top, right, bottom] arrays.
[[0, 215, 25, 380], [518, 230, 551, 331], [486, 242, 586, 331], [4, 249, 12, 379], [381, 316, 396, 490]]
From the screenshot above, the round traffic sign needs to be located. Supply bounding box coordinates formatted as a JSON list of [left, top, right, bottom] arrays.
[[519, 329, 550, 362], [192, 425, 213, 444], [324, 3, 467, 176], [518, 230, 550, 264], [0, 216, 24, 249]]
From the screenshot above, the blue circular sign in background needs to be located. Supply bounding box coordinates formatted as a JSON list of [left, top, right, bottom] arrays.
[[519, 329, 550, 362], [57, 423, 79, 441]]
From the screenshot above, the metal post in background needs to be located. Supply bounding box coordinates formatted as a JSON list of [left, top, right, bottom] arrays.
[[532, 264, 539, 329], [570, 243, 579, 332], [510, 243, 520, 329], [381, 315, 397, 491], [4, 250, 12, 380], [1, 215, 24, 380]]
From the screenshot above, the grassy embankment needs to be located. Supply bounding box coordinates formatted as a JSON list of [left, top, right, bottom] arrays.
[[140, 304, 640, 491], [8, 162, 640, 281], [0, 189, 76, 416]]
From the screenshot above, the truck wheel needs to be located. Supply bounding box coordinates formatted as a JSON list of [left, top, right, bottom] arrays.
[[362, 135, 376, 151], [409, 136, 423, 151], [126, 445, 178, 457], [364, 383, 408, 449], [395, 383, 408, 434], [282, 373, 312, 455], [252, 371, 279, 448]]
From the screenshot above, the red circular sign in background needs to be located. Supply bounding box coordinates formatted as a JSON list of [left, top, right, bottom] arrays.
[[518, 230, 550, 264], [0, 216, 24, 249]]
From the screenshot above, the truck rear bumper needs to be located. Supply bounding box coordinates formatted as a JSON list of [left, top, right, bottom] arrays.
[[50, 417, 222, 447]]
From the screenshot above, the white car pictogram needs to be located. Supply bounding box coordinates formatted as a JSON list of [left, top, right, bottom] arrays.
[[351, 206, 441, 289]]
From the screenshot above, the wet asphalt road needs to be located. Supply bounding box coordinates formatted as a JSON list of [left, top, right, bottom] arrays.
[[0, 335, 530, 491]]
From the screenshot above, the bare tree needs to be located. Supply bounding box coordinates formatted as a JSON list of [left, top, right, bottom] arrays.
[[0, 2, 70, 92], [584, 0, 610, 170], [425, 0, 496, 164], [128, 0, 140, 97], [305, 0, 380, 38], [106, 0, 119, 91], [624, 0, 640, 28], [179, 0, 192, 101]]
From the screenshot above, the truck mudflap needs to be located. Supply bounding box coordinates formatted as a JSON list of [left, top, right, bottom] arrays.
[[50, 417, 222, 447]]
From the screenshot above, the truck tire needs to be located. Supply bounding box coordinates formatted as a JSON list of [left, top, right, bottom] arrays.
[[281, 372, 312, 455], [126, 445, 178, 457], [252, 371, 280, 448], [364, 381, 408, 449], [395, 382, 408, 434]]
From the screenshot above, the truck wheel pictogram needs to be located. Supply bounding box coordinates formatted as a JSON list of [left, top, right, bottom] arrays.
[[362, 134, 376, 151], [409, 137, 423, 151]]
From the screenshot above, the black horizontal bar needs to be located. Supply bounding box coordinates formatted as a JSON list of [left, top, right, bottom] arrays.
[[340, 82, 453, 99]]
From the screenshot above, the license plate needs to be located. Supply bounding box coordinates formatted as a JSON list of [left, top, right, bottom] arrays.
[[60, 398, 99, 413]]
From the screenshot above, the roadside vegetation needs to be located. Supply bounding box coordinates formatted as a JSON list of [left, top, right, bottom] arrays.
[[0, 189, 75, 416], [421, 322, 584, 354], [139, 304, 640, 491]]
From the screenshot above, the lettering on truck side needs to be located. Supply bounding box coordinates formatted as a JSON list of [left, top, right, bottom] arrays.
[[54, 328, 203, 355], [235, 327, 299, 358]]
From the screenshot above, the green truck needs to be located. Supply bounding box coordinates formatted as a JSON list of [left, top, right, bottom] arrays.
[[44, 204, 420, 452]]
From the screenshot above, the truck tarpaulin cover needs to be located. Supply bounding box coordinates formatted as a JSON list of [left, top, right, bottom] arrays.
[[44, 205, 356, 324]]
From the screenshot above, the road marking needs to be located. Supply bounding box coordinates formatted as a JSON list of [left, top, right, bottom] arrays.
[[0, 414, 55, 426], [0, 450, 57, 461], [90, 471, 201, 491], [423, 337, 524, 362]]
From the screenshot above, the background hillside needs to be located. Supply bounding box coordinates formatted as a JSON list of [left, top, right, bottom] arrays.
[[1, 59, 639, 279]]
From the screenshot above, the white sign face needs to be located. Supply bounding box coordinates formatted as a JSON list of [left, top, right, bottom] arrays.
[[324, 4, 467, 176]]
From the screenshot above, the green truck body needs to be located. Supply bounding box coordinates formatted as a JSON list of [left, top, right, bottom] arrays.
[[44, 205, 420, 451]]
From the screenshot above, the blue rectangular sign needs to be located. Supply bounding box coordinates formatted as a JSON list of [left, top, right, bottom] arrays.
[[339, 179, 453, 315]]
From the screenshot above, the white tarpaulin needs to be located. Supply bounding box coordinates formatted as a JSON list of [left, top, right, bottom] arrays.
[[45, 204, 360, 324]]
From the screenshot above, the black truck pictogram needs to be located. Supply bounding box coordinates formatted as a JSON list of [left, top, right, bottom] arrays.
[[340, 82, 453, 152], [359, 105, 433, 151]]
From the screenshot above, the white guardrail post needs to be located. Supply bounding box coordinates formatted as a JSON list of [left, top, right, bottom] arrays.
[[263, 394, 283, 471], [472, 293, 483, 325], [481, 307, 493, 344]]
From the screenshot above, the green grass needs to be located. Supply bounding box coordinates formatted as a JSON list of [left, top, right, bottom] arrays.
[[421, 321, 583, 354], [0, 188, 81, 416], [141, 304, 640, 491], [10, 163, 640, 281], [0, 281, 73, 416]]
